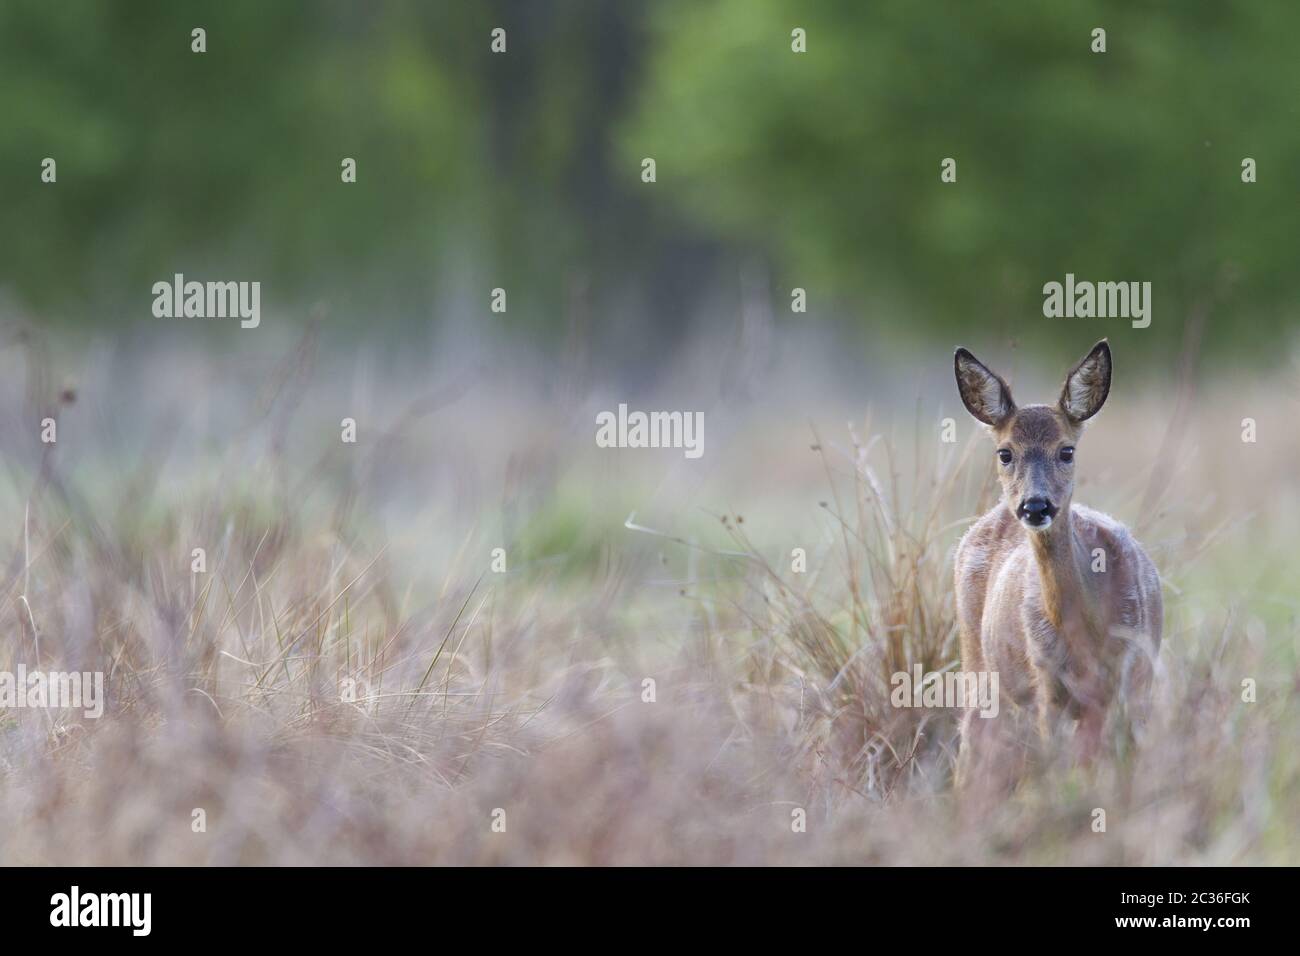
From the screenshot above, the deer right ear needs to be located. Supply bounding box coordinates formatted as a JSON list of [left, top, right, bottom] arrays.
[[1059, 339, 1111, 423], [954, 348, 1015, 427]]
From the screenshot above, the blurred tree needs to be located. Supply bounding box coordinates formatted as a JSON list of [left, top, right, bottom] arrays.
[[3, 0, 1298, 361], [622, 0, 1300, 356], [0, 2, 476, 322], [0, 0, 693, 346]]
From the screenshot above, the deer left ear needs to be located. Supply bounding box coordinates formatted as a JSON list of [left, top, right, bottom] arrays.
[[1059, 339, 1112, 423]]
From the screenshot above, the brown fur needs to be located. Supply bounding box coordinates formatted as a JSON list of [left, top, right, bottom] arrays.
[[952, 341, 1162, 792]]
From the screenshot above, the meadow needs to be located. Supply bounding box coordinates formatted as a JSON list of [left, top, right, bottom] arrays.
[[0, 321, 1295, 865]]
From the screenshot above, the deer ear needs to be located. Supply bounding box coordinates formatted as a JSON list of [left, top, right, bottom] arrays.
[[954, 348, 1015, 427], [1059, 339, 1112, 423]]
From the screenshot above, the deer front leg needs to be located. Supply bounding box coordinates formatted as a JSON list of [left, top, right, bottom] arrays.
[[1074, 706, 1104, 765], [1033, 668, 1062, 744], [957, 706, 1037, 802], [955, 706, 980, 790], [1034, 643, 1108, 767], [1026, 615, 1077, 748]]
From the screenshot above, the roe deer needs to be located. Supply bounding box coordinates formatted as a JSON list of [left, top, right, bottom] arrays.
[[951, 339, 1162, 790]]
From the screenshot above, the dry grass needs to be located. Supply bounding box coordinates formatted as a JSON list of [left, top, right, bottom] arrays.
[[0, 323, 1296, 864]]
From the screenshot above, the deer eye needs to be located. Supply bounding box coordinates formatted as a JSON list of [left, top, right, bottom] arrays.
[[1059, 446, 1075, 463], [997, 449, 1013, 465]]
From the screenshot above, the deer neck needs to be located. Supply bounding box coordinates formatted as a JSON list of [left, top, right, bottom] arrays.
[[1025, 507, 1103, 639]]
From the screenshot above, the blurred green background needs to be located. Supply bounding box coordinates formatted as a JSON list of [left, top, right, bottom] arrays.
[[2, 0, 1297, 359]]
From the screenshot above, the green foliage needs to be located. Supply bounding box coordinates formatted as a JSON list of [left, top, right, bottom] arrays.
[[0, 0, 590, 327], [624, 0, 1300, 353], [3, 1, 1298, 357]]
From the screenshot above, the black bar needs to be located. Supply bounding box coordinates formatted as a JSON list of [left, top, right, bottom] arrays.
[[0, 866, 1281, 941]]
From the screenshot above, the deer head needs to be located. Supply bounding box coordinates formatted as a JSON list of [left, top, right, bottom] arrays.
[[954, 340, 1112, 532]]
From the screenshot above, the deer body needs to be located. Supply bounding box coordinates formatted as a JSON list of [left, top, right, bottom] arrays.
[[952, 341, 1162, 787]]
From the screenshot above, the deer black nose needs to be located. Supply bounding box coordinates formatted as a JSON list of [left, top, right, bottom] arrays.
[[1018, 496, 1056, 526]]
